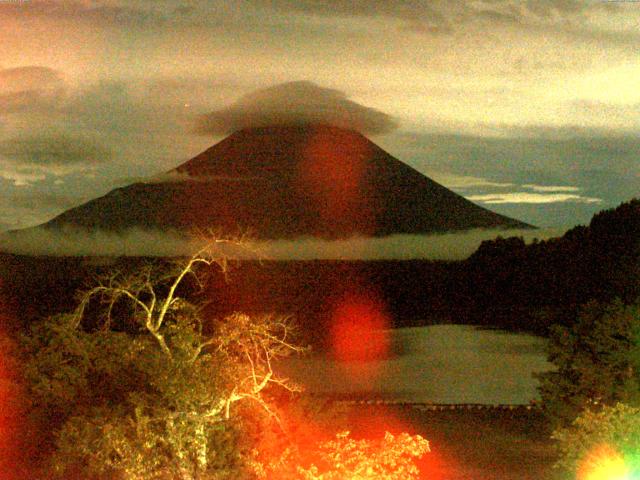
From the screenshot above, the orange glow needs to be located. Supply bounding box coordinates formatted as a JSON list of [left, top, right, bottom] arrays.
[[355, 406, 443, 476], [0, 332, 22, 480], [256, 401, 436, 479], [578, 444, 631, 480], [0, 282, 26, 480], [330, 293, 390, 364], [343, 406, 456, 480]]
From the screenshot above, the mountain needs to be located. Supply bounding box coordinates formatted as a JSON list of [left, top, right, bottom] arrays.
[[38, 124, 532, 238]]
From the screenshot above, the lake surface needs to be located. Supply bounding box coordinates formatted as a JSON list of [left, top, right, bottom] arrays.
[[279, 324, 554, 405]]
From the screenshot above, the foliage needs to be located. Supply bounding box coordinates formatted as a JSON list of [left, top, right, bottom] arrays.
[[237, 391, 353, 468], [253, 431, 429, 480], [552, 403, 640, 479], [22, 240, 303, 479], [536, 299, 640, 428]]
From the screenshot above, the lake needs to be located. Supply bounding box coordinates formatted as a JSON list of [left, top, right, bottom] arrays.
[[278, 324, 554, 405]]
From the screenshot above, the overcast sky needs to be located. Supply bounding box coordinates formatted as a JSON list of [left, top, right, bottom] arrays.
[[0, 0, 638, 232]]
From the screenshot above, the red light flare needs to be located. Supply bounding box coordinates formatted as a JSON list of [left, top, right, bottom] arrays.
[[0, 275, 36, 479], [0, 306, 24, 479], [296, 125, 375, 235], [329, 292, 391, 364], [325, 288, 461, 480]]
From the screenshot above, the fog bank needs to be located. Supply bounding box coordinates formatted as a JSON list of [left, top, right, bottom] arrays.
[[0, 227, 566, 260]]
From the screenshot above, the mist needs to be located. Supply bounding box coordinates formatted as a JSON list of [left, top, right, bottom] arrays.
[[0, 226, 566, 260]]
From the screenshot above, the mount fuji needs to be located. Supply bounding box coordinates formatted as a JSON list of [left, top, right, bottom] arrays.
[[37, 124, 532, 238]]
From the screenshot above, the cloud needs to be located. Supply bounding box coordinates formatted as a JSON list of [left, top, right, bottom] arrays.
[[252, 229, 565, 261], [466, 192, 602, 204], [0, 133, 108, 166], [0, 132, 112, 185], [0, 172, 46, 187], [397, 130, 640, 181], [0, 66, 62, 92], [428, 174, 596, 203], [0, 0, 623, 33], [0, 227, 197, 257], [107, 169, 270, 188], [3, 74, 205, 145], [52, 80, 212, 168], [0, 75, 195, 194], [0, 1, 442, 31], [428, 172, 515, 190], [0, 66, 65, 113], [195, 81, 398, 136], [0, 188, 85, 229], [428, 174, 586, 198], [264, 0, 453, 33], [262, 0, 629, 35], [0, 227, 565, 260], [430, 175, 589, 199], [0, 1, 171, 26], [522, 184, 580, 192]]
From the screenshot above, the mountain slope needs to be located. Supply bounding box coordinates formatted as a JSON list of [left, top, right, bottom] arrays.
[[41, 125, 532, 238]]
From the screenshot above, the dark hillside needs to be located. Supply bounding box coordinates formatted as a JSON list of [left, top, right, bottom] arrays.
[[461, 198, 640, 330]]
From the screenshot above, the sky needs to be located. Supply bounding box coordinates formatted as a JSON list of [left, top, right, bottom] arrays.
[[0, 0, 639, 233]]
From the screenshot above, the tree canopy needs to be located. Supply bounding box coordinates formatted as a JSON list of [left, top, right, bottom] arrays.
[[21, 238, 432, 479], [537, 299, 640, 428], [23, 239, 303, 479]]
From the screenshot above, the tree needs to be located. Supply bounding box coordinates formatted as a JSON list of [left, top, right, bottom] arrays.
[[23, 238, 304, 479], [536, 299, 640, 429], [552, 403, 640, 479], [253, 431, 429, 480]]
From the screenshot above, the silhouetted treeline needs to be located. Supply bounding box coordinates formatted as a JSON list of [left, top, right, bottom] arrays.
[[459, 198, 640, 332], [1, 198, 638, 338]]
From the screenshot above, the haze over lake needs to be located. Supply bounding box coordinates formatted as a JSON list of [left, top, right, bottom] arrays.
[[281, 324, 553, 405]]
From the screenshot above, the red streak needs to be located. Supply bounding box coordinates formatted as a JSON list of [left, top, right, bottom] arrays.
[[0, 331, 22, 479], [296, 126, 374, 234], [0, 281, 29, 480]]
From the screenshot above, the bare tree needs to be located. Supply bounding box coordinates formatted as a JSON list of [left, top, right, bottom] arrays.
[[24, 236, 305, 479]]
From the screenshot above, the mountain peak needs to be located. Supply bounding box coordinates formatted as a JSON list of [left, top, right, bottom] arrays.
[[172, 124, 373, 179]]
